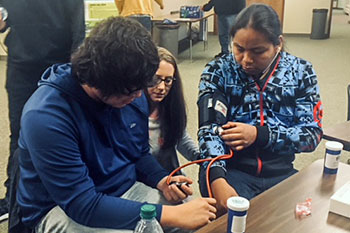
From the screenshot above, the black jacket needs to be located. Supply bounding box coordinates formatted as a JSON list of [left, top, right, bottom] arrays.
[[203, 0, 246, 15], [0, 0, 85, 68]]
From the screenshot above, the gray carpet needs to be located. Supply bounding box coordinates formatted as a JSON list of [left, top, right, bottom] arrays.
[[0, 9, 349, 232]]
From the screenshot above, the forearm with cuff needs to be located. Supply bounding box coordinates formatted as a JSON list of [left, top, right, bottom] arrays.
[[208, 126, 269, 184]]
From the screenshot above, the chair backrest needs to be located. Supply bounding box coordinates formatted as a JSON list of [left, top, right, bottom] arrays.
[[347, 84, 350, 121]]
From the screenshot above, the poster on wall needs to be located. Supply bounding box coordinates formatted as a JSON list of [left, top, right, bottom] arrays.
[[84, 0, 119, 31]]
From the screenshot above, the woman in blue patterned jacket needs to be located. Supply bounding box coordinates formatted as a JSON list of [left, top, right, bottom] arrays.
[[197, 3, 323, 216]]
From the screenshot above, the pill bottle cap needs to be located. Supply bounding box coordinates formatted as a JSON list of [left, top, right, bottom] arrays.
[[227, 196, 250, 212], [325, 141, 343, 151]]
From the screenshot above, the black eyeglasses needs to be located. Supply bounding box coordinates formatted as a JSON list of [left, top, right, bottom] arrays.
[[149, 75, 176, 87], [121, 87, 142, 96]]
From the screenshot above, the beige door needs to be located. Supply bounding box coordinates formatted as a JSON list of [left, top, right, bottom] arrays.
[[246, 0, 285, 27]]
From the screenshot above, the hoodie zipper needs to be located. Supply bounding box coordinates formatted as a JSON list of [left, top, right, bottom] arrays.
[[254, 56, 281, 175]]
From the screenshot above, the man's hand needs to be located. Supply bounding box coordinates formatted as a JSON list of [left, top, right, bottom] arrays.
[[220, 122, 257, 151], [0, 10, 7, 31], [211, 178, 238, 217], [0, 20, 5, 31], [161, 198, 217, 230], [157, 175, 193, 203]]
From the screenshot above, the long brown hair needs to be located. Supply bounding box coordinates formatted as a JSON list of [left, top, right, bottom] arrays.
[[145, 47, 187, 149]]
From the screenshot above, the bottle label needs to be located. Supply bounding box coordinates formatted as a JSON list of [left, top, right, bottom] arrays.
[[324, 149, 341, 174], [230, 215, 246, 232], [227, 210, 247, 233]]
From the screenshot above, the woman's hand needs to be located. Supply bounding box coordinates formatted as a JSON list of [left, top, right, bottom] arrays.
[[220, 122, 257, 151], [211, 178, 238, 217], [157, 175, 193, 203], [161, 198, 217, 230]]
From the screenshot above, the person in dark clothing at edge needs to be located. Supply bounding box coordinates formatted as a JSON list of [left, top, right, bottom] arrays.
[[0, 0, 85, 221], [17, 17, 216, 232], [201, 0, 245, 58], [197, 4, 323, 217]]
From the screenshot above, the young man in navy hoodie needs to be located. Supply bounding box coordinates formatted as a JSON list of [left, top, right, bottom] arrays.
[[17, 17, 216, 232]]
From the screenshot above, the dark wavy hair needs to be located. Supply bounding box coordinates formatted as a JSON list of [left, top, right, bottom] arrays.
[[71, 17, 159, 98], [145, 47, 187, 149], [231, 4, 282, 47]]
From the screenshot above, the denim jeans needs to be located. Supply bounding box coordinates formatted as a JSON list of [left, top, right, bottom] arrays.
[[217, 14, 237, 54], [35, 182, 190, 233], [128, 15, 152, 32], [199, 166, 297, 200]]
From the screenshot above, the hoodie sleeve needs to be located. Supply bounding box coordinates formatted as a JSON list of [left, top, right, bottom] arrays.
[[197, 58, 230, 182], [263, 61, 323, 154], [21, 112, 149, 229], [19, 90, 166, 230], [135, 150, 169, 188]]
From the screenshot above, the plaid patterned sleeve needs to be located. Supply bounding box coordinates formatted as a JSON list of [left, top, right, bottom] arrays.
[[197, 59, 230, 171], [265, 57, 323, 154]]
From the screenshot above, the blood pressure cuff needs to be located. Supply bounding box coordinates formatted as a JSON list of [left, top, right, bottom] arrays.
[[198, 90, 228, 127]]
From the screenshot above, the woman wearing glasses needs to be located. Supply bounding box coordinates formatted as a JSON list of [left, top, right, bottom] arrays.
[[145, 47, 199, 174]]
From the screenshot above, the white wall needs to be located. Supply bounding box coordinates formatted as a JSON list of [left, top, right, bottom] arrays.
[[283, 0, 331, 34]]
